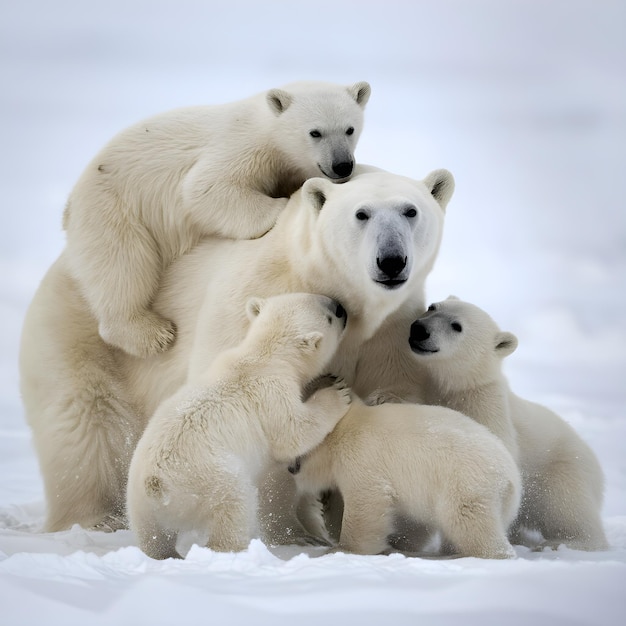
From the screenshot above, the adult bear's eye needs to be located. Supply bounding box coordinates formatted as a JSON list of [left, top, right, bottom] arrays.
[[451, 322, 463, 332], [355, 209, 369, 221], [309, 130, 322, 138], [404, 207, 417, 218], [346, 127, 354, 136]]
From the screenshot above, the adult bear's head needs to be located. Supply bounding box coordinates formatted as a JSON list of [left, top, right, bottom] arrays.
[[290, 166, 454, 336]]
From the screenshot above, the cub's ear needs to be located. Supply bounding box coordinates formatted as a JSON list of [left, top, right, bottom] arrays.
[[302, 177, 332, 212], [445, 295, 460, 301], [299, 331, 323, 352], [267, 89, 293, 115], [246, 297, 264, 320], [348, 81, 371, 108], [495, 331, 518, 358], [423, 169, 455, 211]]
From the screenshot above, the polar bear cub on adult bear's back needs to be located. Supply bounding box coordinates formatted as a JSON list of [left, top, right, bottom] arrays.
[[127, 292, 352, 559], [63, 81, 371, 358]]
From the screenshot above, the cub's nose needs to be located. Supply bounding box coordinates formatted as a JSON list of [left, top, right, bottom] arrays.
[[324, 297, 348, 327], [409, 321, 430, 341], [332, 160, 353, 179], [333, 301, 347, 327]]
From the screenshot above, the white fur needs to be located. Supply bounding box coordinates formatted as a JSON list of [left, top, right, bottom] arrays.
[[63, 81, 371, 357], [19, 166, 454, 538], [126, 293, 351, 558], [407, 296, 608, 551], [294, 397, 521, 559]]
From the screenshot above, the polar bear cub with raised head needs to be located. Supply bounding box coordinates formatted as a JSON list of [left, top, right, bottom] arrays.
[[294, 396, 521, 559], [409, 296, 608, 551], [63, 81, 371, 358], [127, 292, 352, 558]]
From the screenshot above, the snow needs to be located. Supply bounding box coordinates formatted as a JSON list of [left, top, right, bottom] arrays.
[[1, 1, 625, 624]]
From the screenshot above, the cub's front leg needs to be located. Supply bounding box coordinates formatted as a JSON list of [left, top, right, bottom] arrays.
[[305, 377, 352, 428], [272, 379, 352, 462], [182, 163, 290, 240]]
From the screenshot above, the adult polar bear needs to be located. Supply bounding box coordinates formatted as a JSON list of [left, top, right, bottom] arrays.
[[20, 166, 454, 541]]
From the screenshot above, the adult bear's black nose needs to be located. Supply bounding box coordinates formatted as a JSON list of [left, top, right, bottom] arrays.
[[377, 255, 407, 279], [332, 160, 353, 178]]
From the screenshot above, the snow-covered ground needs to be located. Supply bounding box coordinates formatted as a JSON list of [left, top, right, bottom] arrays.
[[1, 1, 625, 624]]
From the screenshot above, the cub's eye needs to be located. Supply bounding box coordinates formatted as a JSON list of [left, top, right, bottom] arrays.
[[346, 127, 355, 136], [355, 209, 369, 221], [404, 207, 417, 218], [309, 130, 322, 138], [451, 322, 463, 332], [427, 304, 436, 311]]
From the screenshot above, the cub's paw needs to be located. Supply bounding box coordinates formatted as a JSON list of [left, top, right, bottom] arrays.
[[363, 389, 404, 406], [331, 377, 352, 406], [302, 373, 337, 400], [234, 197, 287, 240], [295, 533, 333, 548], [288, 457, 301, 475], [90, 513, 128, 533], [99, 311, 177, 358]]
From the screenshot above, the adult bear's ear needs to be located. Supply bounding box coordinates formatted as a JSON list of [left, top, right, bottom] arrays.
[[246, 297, 264, 320], [302, 177, 332, 212], [348, 81, 371, 108], [423, 169, 455, 211], [267, 89, 293, 115], [495, 331, 518, 358]]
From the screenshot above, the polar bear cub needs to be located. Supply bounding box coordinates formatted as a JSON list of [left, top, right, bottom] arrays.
[[294, 396, 521, 559], [409, 296, 608, 550], [63, 81, 371, 358], [127, 292, 352, 558]]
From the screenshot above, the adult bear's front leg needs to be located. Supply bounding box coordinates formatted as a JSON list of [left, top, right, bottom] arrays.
[[20, 255, 144, 531], [34, 365, 142, 532]]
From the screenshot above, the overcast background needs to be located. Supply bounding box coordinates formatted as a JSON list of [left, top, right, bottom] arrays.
[[2, 0, 625, 420]]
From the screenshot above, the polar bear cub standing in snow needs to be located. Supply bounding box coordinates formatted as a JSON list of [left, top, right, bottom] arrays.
[[127, 292, 352, 558], [409, 296, 608, 551], [63, 81, 371, 358], [294, 396, 521, 559]]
